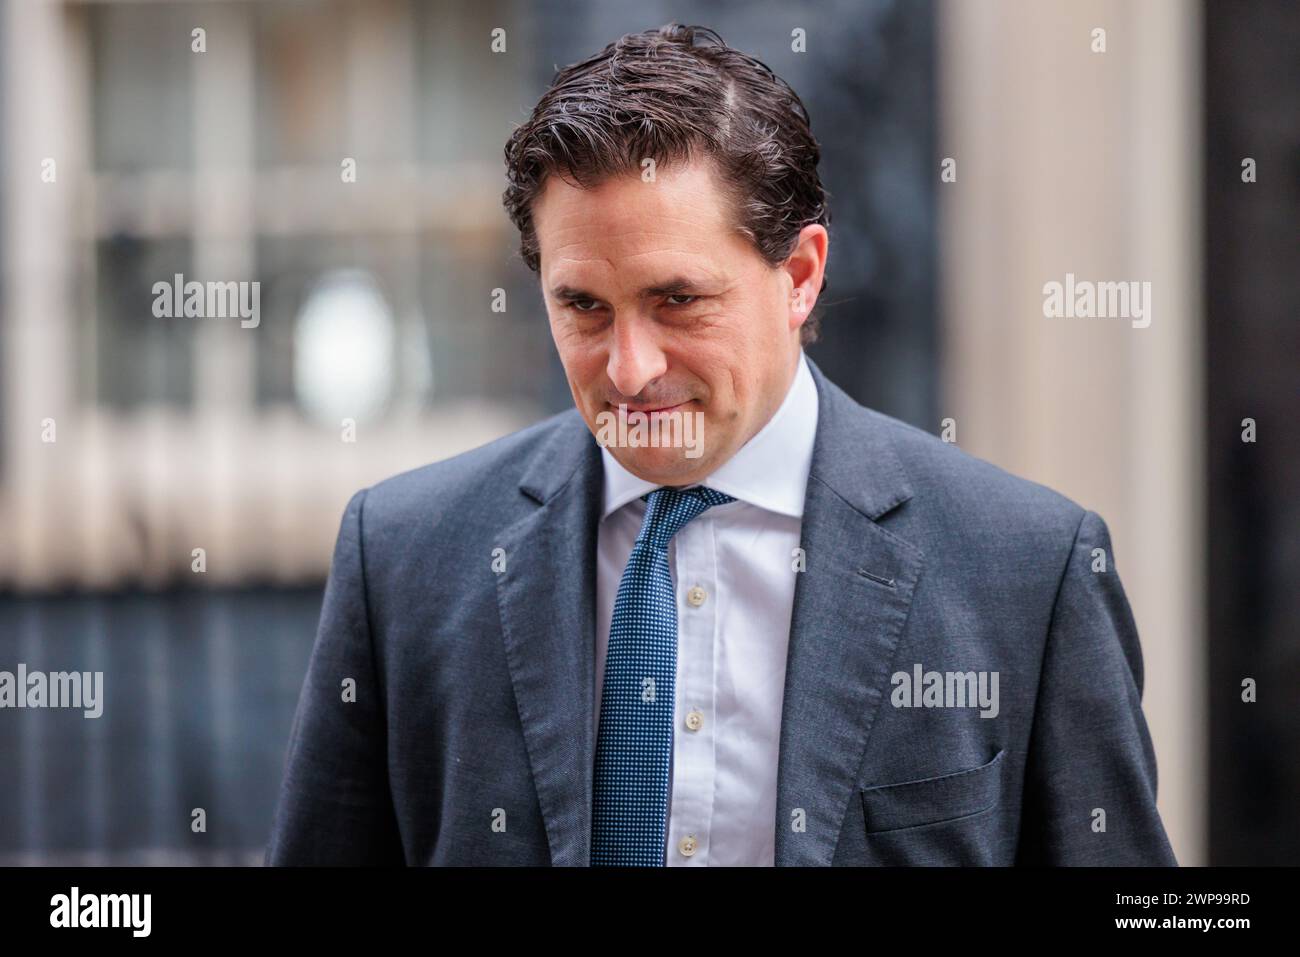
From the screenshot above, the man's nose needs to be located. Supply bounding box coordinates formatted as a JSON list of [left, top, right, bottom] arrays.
[[606, 313, 668, 399]]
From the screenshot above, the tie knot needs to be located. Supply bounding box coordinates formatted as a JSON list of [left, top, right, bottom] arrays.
[[636, 486, 735, 550]]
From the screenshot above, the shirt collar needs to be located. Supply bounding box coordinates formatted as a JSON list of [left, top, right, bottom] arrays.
[[600, 350, 819, 519]]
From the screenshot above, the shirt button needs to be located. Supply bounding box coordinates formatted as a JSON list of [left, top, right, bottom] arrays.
[[686, 585, 707, 607], [685, 709, 704, 731], [678, 835, 698, 857]]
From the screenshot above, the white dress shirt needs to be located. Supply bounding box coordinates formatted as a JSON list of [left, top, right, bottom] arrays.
[[595, 350, 819, 866]]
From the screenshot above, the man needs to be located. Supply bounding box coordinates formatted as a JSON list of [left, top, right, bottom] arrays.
[[266, 23, 1176, 866]]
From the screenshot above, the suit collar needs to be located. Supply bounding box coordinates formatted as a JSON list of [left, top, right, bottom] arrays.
[[515, 353, 915, 520], [517, 408, 601, 506], [803, 354, 914, 521]]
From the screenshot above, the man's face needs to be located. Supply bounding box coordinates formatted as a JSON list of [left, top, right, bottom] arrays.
[[532, 158, 826, 487]]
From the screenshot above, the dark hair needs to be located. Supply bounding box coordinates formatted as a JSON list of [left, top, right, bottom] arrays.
[[502, 22, 831, 344]]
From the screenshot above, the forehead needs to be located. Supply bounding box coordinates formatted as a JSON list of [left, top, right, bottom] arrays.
[[532, 159, 750, 286]]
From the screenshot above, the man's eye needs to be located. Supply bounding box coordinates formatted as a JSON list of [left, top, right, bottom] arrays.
[[666, 294, 698, 306], [570, 299, 600, 312]]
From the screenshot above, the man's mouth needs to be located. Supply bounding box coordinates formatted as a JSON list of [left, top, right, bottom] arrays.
[[612, 400, 692, 415]]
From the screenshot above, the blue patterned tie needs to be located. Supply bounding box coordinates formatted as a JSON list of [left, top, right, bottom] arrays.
[[591, 485, 735, 866]]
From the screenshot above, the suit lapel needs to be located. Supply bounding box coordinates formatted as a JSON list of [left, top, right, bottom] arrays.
[[495, 413, 603, 866], [774, 359, 926, 865]]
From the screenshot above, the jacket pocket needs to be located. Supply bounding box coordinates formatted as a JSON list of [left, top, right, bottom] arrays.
[[860, 749, 1005, 834]]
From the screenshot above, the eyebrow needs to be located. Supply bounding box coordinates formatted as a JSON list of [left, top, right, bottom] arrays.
[[549, 277, 720, 301]]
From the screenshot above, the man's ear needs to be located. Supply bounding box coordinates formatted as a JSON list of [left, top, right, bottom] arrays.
[[784, 224, 828, 328]]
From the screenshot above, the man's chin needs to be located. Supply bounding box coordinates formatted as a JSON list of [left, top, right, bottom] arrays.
[[606, 446, 716, 488]]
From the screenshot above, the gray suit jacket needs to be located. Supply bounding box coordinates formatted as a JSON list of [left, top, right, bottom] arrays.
[[266, 357, 1177, 865]]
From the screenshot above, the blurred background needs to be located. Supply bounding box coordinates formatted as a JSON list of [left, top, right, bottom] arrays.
[[0, 0, 1295, 865]]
